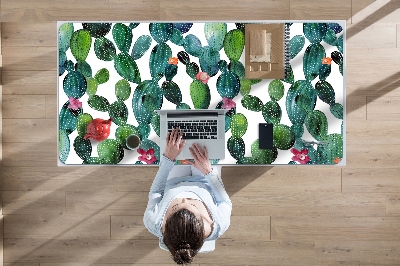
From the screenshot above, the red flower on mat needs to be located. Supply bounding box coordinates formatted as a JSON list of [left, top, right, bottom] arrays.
[[222, 97, 236, 109], [137, 148, 157, 164], [322, 57, 332, 65], [291, 148, 311, 164], [168, 57, 179, 65], [334, 157, 342, 164], [68, 97, 82, 110], [196, 71, 210, 84]]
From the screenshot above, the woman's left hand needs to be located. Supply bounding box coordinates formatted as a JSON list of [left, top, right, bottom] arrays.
[[164, 127, 186, 161]]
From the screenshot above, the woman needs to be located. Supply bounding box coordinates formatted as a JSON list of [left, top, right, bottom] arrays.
[[144, 127, 232, 264]]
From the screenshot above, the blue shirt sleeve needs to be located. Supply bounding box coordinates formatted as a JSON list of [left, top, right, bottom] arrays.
[[205, 167, 232, 238], [143, 155, 175, 237]]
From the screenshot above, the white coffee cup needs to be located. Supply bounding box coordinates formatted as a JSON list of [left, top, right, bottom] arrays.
[[126, 134, 141, 150]]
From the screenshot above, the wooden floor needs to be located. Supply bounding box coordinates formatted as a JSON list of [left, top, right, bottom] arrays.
[[1, 0, 400, 265]]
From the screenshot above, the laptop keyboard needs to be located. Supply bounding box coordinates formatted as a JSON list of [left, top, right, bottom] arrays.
[[168, 120, 218, 139]]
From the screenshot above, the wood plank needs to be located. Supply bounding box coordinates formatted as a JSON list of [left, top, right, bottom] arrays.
[[351, 0, 376, 24], [0, 0, 160, 22], [347, 96, 366, 120], [351, 0, 400, 24], [66, 191, 148, 216], [1, 22, 56, 46], [2, 191, 65, 215], [4, 238, 315, 265], [367, 96, 400, 120], [4, 264, 39, 266], [273, 216, 400, 241], [222, 166, 341, 194], [41, 264, 198, 266], [2, 51, 57, 71], [2, 166, 156, 192], [346, 143, 400, 168], [290, 0, 351, 20], [232, 192, 386, 217], [2, 95, 46, 119], [347, 23, 397, 48], [2, 70, 56, 95], [343, 168, 400, 193], [346, 120, 400, 145], [4, 214, 110, 240], [2, 142, 57, 167], [46, 95, 57, 119], [110, 216, 155, 240], [160, 0, 290, 20], [2, 119, 56, 143], [316, 240, 400, 264], [346, 48, 400, 97], [386, 194, 400, 216]]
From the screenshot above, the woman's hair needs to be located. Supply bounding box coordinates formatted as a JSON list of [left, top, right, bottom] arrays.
[[163, 208, 206, 264]]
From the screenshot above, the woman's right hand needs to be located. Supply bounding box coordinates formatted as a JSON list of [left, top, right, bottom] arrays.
[[184, 143, 212, 175]]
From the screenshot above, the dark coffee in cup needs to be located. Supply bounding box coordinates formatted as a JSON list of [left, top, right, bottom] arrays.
[[126, 134, 141, 150]]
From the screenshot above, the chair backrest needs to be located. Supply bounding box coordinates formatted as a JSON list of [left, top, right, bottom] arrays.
[[159, 238, 215, 253]]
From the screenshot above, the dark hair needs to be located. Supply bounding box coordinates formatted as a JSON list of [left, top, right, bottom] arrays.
[[163, 208, 206, 264]]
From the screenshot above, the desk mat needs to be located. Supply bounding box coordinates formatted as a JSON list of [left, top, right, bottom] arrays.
[[58, 22, 345, 165]]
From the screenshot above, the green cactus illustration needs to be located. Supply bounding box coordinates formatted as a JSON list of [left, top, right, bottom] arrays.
[[303, 23, 327, 44], [59, 101, 78, 132], [139, 139, 161, 163], [183, 34, 203, 57], [286, 80, 316, 125], [330, 103, 343, 119], [323, 28, 338, 46], [73, 136, 92, 161], [319, 63, 331, 81], [132, 80, 162, 124], [336, 34, 343, 54], [88, 95, 110, 112], [250, 140, 277, 164], [200, 46, 220, 77], [229, 60, 245, 79], [76, 113, 93, 137], [174, 23, 193, 34], [131, 35, 152, 60], [170, 28, 184, 46], [115, 79, 131, 101], [273, 124, 295, 150], [138, 123, 151, 140], [281, 64, 294, 85], [115, 124, 140, 149], [149, 43, 172, 79], [162, 81, 182, 105], [94, 68, 110, 85], [289, 35, 305, 59], [165, 64, 178, 81], [268, 79, 285, 101], [204, 23, 227, 51], [129, 23, 140, 30], [190, 80, 211, 109], [177, 51, 190, 65], [59, 129, 70, 163], [227, 136, 245, 160], [317, 133, 343, 164], [151, 113, 161, 137], [262, 101, 282, 124], [86, 78, 98, 97], [149, 23, 174, 43], [242, 95, 263, 112], [315, 80, 335, 105], [112, 23, 133, 53], [75, 61, 92, 78], [94, 37, 116, 61], [114, 52, 141, 83], [230, 113, 248, 138], [70, 29, 92, 62], [82, 23, 112, 38], [176, 103, 191, 110], [239, 78, 252, 96], [216, 60, 240, 99], [97, 139, 124, 164], [223, 29, 245, 61], [303, 43, 326, 81], [186, 62, 200, 79], [291, 123, 304, 139], [109, 101, 128, 126], [59, 23, 74, 53], [304, 110, 328, 141], [63, 70, 87, 99]]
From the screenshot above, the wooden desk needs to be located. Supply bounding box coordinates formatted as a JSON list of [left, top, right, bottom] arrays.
[[58, 21, 345, 165]]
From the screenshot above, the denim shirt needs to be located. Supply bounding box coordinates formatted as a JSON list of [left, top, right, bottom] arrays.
[[143, 155, 232, 241]]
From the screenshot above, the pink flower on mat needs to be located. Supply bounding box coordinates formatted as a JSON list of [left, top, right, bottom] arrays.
[[68, 97, 82, 110], [137, 148, 157, 164], [196, 72, 210, 84], [222, 97, 236, 109], [291, 148, 310, 164]]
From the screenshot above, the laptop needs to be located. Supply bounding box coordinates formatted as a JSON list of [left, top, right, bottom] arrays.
[[156, 109, 226, 160]]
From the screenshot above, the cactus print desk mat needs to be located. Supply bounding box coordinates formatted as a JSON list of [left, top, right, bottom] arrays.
[[58, 22, 345, 165]]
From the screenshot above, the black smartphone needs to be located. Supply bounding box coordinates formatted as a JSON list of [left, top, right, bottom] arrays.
[[259, 123, 273, 149]]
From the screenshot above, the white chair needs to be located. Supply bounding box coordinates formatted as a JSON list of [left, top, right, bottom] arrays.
[[159, 238, 216, 253]]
